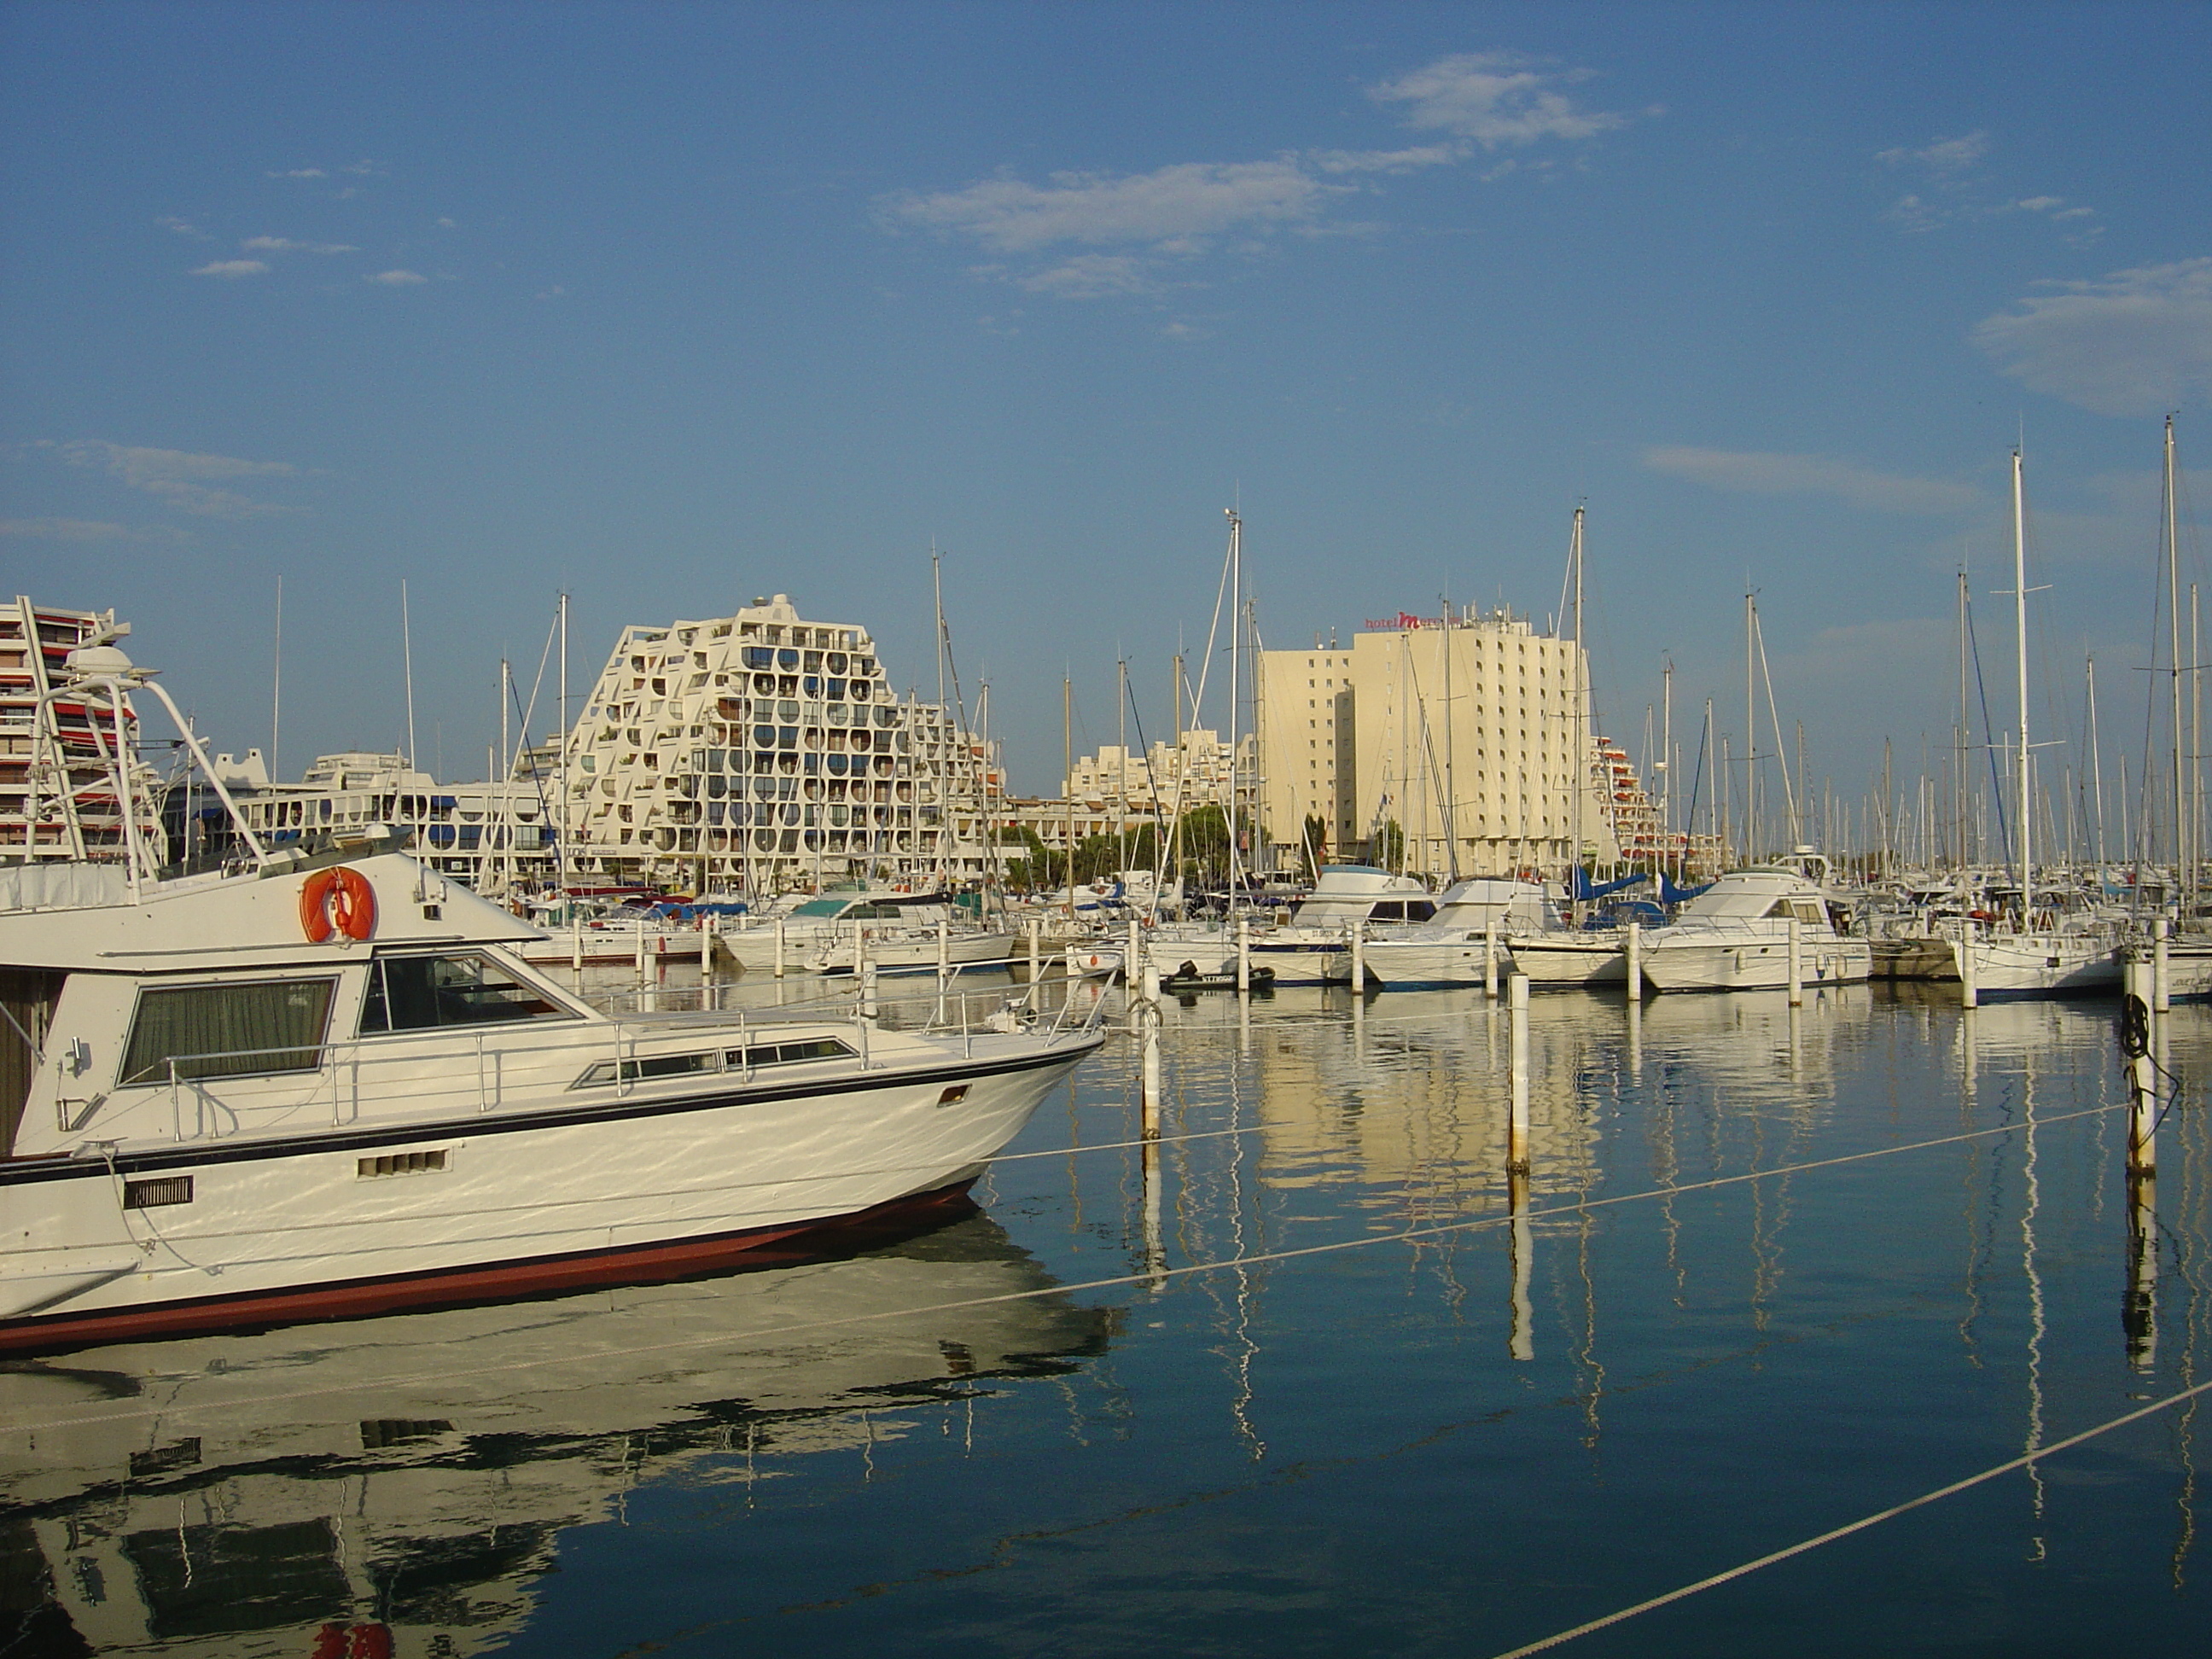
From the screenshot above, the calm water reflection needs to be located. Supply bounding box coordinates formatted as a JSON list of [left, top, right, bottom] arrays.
[[5, 973, 2209, 1656]]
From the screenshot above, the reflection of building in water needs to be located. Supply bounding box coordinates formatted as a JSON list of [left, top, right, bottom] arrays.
[[1232, 988, 1870, 1232], [1239, 998, 1614, 1222], [0, 1214, 1109, 1658]]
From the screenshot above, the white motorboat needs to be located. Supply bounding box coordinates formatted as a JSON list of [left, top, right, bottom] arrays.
[[1245, 864, 1438, 986], [1638, 866, 1872, 993], [517, 911, 709, 966], [0, 645, 1101, 1353], [719, 889, 998, 974], [808, 914, 1019, 975], [1360, 877, 1550, 988]]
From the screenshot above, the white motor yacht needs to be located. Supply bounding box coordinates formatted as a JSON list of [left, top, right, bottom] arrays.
[[1359, 877, 1549, 988], [1249, 864, 1438, 986], [1637, 866, 1872, 993], [719, 889, 1002, 974]]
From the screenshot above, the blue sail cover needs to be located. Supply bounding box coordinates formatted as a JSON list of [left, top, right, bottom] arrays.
[[1570, 868, 1651, 902], [1659, 872, 1714, 905]]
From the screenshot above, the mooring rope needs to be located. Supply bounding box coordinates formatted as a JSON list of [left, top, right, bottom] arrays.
[[1483, 1376, 2212, 1658]]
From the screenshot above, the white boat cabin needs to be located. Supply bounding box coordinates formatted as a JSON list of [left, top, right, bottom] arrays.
[[1289, 865, 1437, 928]]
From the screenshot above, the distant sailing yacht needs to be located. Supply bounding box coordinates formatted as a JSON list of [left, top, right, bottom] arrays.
[[1951, 449, 2122, 998]]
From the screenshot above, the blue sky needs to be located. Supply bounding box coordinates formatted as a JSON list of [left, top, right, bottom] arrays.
[[3, 1, 2209, 813]]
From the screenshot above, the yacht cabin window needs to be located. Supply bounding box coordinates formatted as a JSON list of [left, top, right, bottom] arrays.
[[1760, 898, 1828, 927], [359, 954, 570, 1034], [120, 978, 336, 1086]]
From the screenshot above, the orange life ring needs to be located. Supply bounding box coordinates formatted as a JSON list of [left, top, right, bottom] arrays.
[[300, 867, 377, 944]]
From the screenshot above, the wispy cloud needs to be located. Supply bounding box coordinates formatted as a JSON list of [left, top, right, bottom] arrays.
[[1015, 254, 1164, 300], [190, 259, 269, 278], [1311, 143, 1466, 175], [364, 268, 428, 286], [156, 215, 208, 240], [1643, 446, 1985, 514], [1876, 131, 1990, 175], [44, 439, 304, 520], [0, 517, 157, 543], [1972, 257, 2212, 417], [242, 236, 358, 255], [268, 167, 327, 179], [1368, 52, 1630, 147], [889, 160, 1342, 255], [1780, 616, 1953, 689], [884, 49, 1633, 304], [1874, 130, 2097, 242]]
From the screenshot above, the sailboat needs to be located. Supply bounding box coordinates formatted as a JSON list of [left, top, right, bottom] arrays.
[[1951, 449, 2123, 998], [2129, 416, 2212, 997]]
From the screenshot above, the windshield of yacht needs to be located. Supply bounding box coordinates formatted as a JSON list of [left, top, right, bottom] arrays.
[[360, 953, 572, 1033], [1679, 880, 1803, 919]]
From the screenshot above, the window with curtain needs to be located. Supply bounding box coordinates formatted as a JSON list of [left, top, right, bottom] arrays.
[[120, 979, 336, 1086]]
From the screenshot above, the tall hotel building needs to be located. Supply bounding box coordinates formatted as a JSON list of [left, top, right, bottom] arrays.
[[1257, 606, 1635, 879]]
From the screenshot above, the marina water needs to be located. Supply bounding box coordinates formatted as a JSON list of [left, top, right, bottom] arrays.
[[5, 970, 2209, 1656]]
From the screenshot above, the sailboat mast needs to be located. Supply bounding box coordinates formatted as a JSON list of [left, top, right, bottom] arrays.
[[1661, 657, 1673, 870], [1170, 654, 1184, 888], [557, 591, 569, 890], [1063, 673, 1074, 922], [1956, 567, 1970, 870], [1570, 507, 1585, 912], [271, 574, 283, 783], [1225, 509, 1242, 900], [2013, 448, 2032, 917], [1744, 590, 1757, 860], [1443, 591, 1455, 881], [1116, 655, 1127, 875], [2166, 416, 2185, 899], [402, 579, 419, 771], [2088, 655, 2105, 865], [498, 656, 513, 896]]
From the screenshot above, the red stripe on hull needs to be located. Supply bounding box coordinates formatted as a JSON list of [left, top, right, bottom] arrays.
[[0, 1180, 981, 1357]]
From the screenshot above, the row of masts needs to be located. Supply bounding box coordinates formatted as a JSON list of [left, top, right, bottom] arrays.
[[222, 418, 2197, 901]]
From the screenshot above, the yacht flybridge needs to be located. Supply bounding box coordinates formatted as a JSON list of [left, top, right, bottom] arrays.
[[0, 645, 1103, 1353]]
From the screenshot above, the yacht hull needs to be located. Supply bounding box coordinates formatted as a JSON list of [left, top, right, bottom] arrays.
[[719, 923, 836, 971], [1359, 935, 1496, 988], [519, 928, 706, 966], [1641, 937, 1871, 993], [1953, 934, 2122, 998], [1870, 936, 1958, 980], [0, 1038, 1093, 1354], [2153, 940, 2212, 1001], [1505, 938, 1629, 987], [1249, 940, 1354, 986], [812, 929, 1016, 974]]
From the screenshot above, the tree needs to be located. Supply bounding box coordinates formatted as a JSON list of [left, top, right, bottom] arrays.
[[1299, 813, 1330, 882], [1371, 818, 1405, 871]]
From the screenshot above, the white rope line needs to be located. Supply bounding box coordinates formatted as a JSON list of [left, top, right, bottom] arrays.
[[6, 1101, 2122, 1435], [1483, 1376, 2212, 1658]]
